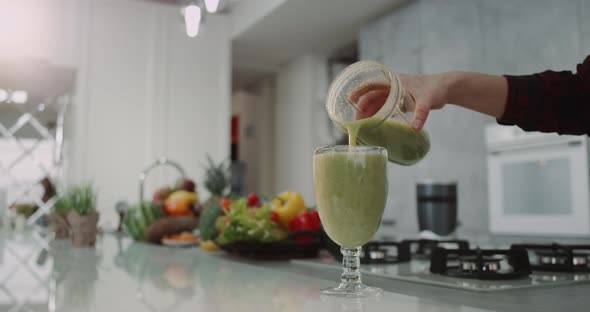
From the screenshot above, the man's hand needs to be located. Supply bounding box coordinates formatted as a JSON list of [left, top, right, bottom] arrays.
[[399, 74, 449, 130], [347, 74, 449, 130], [346, 71, 507, 131]]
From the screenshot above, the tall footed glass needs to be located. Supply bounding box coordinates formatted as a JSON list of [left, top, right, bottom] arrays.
[[313, 146, 388, 297]]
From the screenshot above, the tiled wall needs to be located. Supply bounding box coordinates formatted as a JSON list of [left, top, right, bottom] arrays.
[[360, 0, 590, 234]]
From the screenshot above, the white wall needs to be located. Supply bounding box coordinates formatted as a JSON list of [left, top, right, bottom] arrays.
[[231, 78, 276, 195], [232, 91, 259, 193], [274, 54, 330, 205], [0, 0, 80, 67], [0, 0, 232, 229], [256, 79, 277, 195], [63, 0, 231, 228]]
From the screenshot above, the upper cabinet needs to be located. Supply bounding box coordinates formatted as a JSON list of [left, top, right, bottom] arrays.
[[580, 0, 590, 56], [480, 0, 581, 74], [419, 0, 483, 73], [360, 0, 589, 75]]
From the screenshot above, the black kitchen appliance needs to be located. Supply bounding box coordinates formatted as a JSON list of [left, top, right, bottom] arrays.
[[416, 182, 458, 236]]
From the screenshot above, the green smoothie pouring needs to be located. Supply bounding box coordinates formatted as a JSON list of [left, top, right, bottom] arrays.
[[325, 60, 431, 166], [344, 116, 430, 166]]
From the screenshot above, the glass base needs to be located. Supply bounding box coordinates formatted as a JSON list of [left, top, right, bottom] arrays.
[[321, 282, 383, 298]]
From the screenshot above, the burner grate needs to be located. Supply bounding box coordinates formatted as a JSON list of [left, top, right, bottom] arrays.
[[401, 239, 470, 259], [510, 243, 590, 272], [360, 242, 411, 264], [430, 247, 531, 280]]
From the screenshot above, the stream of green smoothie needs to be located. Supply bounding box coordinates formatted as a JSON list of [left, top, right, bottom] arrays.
[[343, 117, 430, 166]]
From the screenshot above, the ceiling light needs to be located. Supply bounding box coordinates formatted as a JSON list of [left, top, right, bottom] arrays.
[[11, 90, 28, 104], [204, 0, 220, 13], [0, 89, 7, 102], [184, 5, 201, 38]]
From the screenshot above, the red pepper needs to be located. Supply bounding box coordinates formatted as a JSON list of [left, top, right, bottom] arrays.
[[308, 210, 321, 229], [288, 210, 321, 241]]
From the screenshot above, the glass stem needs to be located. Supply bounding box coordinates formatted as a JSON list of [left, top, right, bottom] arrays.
[[340, 246, 362, 284]]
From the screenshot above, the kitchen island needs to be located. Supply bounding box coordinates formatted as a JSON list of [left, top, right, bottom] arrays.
[[1, 232, 587, 312]]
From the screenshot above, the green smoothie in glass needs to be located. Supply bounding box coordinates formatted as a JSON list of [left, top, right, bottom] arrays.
[[313, 146, 388, 247]]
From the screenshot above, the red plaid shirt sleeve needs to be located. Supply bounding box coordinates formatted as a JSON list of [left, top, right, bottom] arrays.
[[497, 55, 590, 135]]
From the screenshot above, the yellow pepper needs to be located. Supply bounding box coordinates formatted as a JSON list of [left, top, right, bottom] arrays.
[[200, 240, 220, 251], [271, 191, 307, 228]]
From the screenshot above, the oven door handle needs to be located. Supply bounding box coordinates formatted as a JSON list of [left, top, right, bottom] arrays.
[[488, 138, 585, 155]]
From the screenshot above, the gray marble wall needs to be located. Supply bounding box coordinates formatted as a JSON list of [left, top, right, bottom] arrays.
[[360, 0, 590, 234]]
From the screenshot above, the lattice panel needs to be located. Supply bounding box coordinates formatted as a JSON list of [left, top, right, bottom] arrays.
[[0, 95, 69, 226], [0, 233, 54, 312]]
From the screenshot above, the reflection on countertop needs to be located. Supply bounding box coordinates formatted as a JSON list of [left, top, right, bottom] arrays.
[[0, 231, 492, 312]]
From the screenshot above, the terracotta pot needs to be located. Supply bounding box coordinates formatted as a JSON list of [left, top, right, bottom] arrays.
[[49, 212, 70, 239], [67, 210, 99, 247]]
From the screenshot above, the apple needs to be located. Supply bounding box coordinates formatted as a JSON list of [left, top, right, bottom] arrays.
[[164, 190, 199, 216], [175, 178, 196, 192]]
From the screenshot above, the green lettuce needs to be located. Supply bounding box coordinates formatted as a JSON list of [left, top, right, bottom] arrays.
[[216, 199, 287, 244]]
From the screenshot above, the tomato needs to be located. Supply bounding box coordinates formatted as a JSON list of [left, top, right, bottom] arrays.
[[269, 211, 280, 223], [219, 198, 232, 213], [246, 193, 260, 207]]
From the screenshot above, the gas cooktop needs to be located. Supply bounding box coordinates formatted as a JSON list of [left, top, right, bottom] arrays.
[[293, 240, 590, 292]]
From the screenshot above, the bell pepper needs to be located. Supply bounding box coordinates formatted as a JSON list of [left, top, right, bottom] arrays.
[[288, 210, 321, 241], [200, 240, 220, 251], [271, 191, 306, 228], [288, 210, 321, 232]]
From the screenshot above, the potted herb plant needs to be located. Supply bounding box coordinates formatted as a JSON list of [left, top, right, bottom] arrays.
[[50, 196, 71, 239], [64, 184, 99, 247]]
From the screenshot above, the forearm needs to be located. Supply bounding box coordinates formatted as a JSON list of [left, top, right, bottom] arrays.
[[442, 71, 508, 118]]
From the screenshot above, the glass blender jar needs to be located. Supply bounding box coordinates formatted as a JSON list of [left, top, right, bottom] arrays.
[[326, 60, 430, 166]]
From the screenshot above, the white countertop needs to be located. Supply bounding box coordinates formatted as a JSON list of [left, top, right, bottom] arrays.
[[1, 231, 587, 311]]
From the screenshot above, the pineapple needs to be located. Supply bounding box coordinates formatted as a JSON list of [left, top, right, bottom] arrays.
[[203, 155, 230, 209]]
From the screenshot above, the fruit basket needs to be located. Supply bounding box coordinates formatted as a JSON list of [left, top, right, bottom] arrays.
[[123, 157, 199, 244]]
